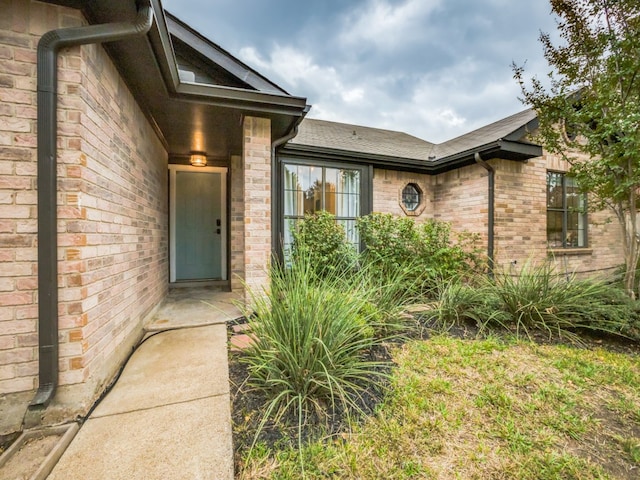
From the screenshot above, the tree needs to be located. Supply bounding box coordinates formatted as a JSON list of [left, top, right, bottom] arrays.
[[514, 0, 640, 298]]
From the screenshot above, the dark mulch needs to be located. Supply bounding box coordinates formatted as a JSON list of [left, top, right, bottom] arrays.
[[228, 340, 393, 459]]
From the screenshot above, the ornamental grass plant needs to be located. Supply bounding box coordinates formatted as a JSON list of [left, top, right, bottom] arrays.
[[239, 253, 407, 467], [425, 260, 639, 343]]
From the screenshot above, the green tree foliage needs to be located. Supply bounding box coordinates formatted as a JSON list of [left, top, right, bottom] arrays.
[[513, 0, 640, 297]]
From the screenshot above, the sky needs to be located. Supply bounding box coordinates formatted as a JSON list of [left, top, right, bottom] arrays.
[[160, 0, 560, 144]]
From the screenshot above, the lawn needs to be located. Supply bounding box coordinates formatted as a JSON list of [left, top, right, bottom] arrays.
[[232, 334, 640, 479]]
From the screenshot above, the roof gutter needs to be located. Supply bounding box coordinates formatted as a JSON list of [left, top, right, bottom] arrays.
[[30, 1, 153, 414], [474, 152, 495, 277]]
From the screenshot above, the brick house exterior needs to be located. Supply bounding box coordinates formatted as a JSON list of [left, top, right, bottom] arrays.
[[0, 0, 625, 438]]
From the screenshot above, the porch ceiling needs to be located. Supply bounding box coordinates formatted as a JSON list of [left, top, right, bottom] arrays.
[[64, 0, 308, 161]]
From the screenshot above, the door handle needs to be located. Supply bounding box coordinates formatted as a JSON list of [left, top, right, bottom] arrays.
[[216, 228, 221, 234]]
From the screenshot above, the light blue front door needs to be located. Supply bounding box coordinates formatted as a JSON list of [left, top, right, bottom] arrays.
[[175, 171, 223, 280]]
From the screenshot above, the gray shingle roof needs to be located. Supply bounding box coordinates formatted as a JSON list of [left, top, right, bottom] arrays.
[[289, 118, 436, 161], [289, 108, 537, 163], [433, 109, 537, 158]]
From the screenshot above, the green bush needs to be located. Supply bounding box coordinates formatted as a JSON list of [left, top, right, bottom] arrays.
[[291, 211, 357, 279], [356, 213, 482, 297]]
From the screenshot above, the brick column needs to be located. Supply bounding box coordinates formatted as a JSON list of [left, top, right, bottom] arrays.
[[242, 116, 272, 300]]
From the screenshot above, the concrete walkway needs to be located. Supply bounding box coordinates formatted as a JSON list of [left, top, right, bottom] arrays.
[[47, 288, 243, 480]]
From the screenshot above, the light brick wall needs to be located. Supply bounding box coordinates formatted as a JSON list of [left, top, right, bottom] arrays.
[[242, 116, 271, 299], [429, 154, 624, 279], [372, 169, 433, 219], [433, 163, 489, 247], [0, 1, 168, 430], [492, 157, 548, 269], [230, 154, 245, 292]]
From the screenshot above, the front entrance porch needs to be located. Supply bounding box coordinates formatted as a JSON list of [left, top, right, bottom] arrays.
[[146, 287, 244, 332]]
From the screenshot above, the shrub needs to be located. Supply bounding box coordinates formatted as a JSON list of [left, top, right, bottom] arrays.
[[425, 261, 639, 343], [291, 211, 357, 279], [356, 213, 482, 297]]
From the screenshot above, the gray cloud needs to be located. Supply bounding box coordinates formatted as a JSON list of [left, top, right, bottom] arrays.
[[162, 0, 559, 142]]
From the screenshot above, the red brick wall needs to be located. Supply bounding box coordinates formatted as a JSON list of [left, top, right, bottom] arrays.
[[0, 1, 168, 429]]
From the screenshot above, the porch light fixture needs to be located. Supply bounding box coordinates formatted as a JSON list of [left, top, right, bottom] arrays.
[[190, 151, 207, 167]]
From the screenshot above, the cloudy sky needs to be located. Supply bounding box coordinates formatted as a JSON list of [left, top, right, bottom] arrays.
[[161, 0, 559, 143]]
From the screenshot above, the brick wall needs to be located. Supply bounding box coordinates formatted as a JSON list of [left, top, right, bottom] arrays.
[[0, 1, 168, 431], [433, 163, 489, 247], [230, 154, 245, 292], [430, 154, 624, 279], [242, 117, 271, 299], [372, 169, 433, 219]]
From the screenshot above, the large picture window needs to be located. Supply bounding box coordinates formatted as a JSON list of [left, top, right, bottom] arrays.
[[283, 162, 363, 253], [547, 171, 587, 248]]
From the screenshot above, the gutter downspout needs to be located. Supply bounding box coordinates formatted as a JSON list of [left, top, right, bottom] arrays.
[[474, 152, 495, 278], [30, 2, 153, 413], [270, 106, 311, 256]]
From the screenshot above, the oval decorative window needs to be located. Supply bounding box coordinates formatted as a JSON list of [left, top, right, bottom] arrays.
[[401, 183, 421, 212]]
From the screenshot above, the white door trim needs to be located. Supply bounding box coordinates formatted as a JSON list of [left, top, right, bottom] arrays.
[[169, 165, 228, 283]]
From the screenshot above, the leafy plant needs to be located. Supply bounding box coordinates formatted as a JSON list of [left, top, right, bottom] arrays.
[[291, 211, 357, 279], [356, 213, 482, 297]]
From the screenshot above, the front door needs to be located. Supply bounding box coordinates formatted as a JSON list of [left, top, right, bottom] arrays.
[[169, 166, 227, 282]]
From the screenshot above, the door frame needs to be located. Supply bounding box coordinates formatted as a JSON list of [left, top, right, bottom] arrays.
[[169, 164, 228, 283]]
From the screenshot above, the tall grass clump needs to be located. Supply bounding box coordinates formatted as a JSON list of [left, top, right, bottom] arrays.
[[424, 278, 504, 332], [479, 261, 638, 342], [240, 254, 399, 450]]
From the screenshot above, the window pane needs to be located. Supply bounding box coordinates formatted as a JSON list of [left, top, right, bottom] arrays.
[[284, 165, 303, 216], [336, 169, 360, 217], [282, 162, 363, 257], [283, 218, 297, 254], [547, 172, 563, 208], [338, 219, 359, 251], [325, 168, 337, 214], [547, 211, 564, 248], [402, 184, 420, 211]]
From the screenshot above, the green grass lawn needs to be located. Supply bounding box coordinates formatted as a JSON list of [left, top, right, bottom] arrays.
[[235, 336, 640, 479]]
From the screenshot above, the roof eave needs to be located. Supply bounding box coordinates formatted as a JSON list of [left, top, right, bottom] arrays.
[[176, 82, 308, 116], [282, 140, 542, 174], [165, 12, 289, 95], [504, 116, 540, 141], [433, 140, 542, 173], [150, 0, 308, 117]]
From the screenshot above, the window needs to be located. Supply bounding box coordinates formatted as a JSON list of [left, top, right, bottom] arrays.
[[283, 162, 362, 253], [547, 172, 587, 248], [401, 184, 421, 211]]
